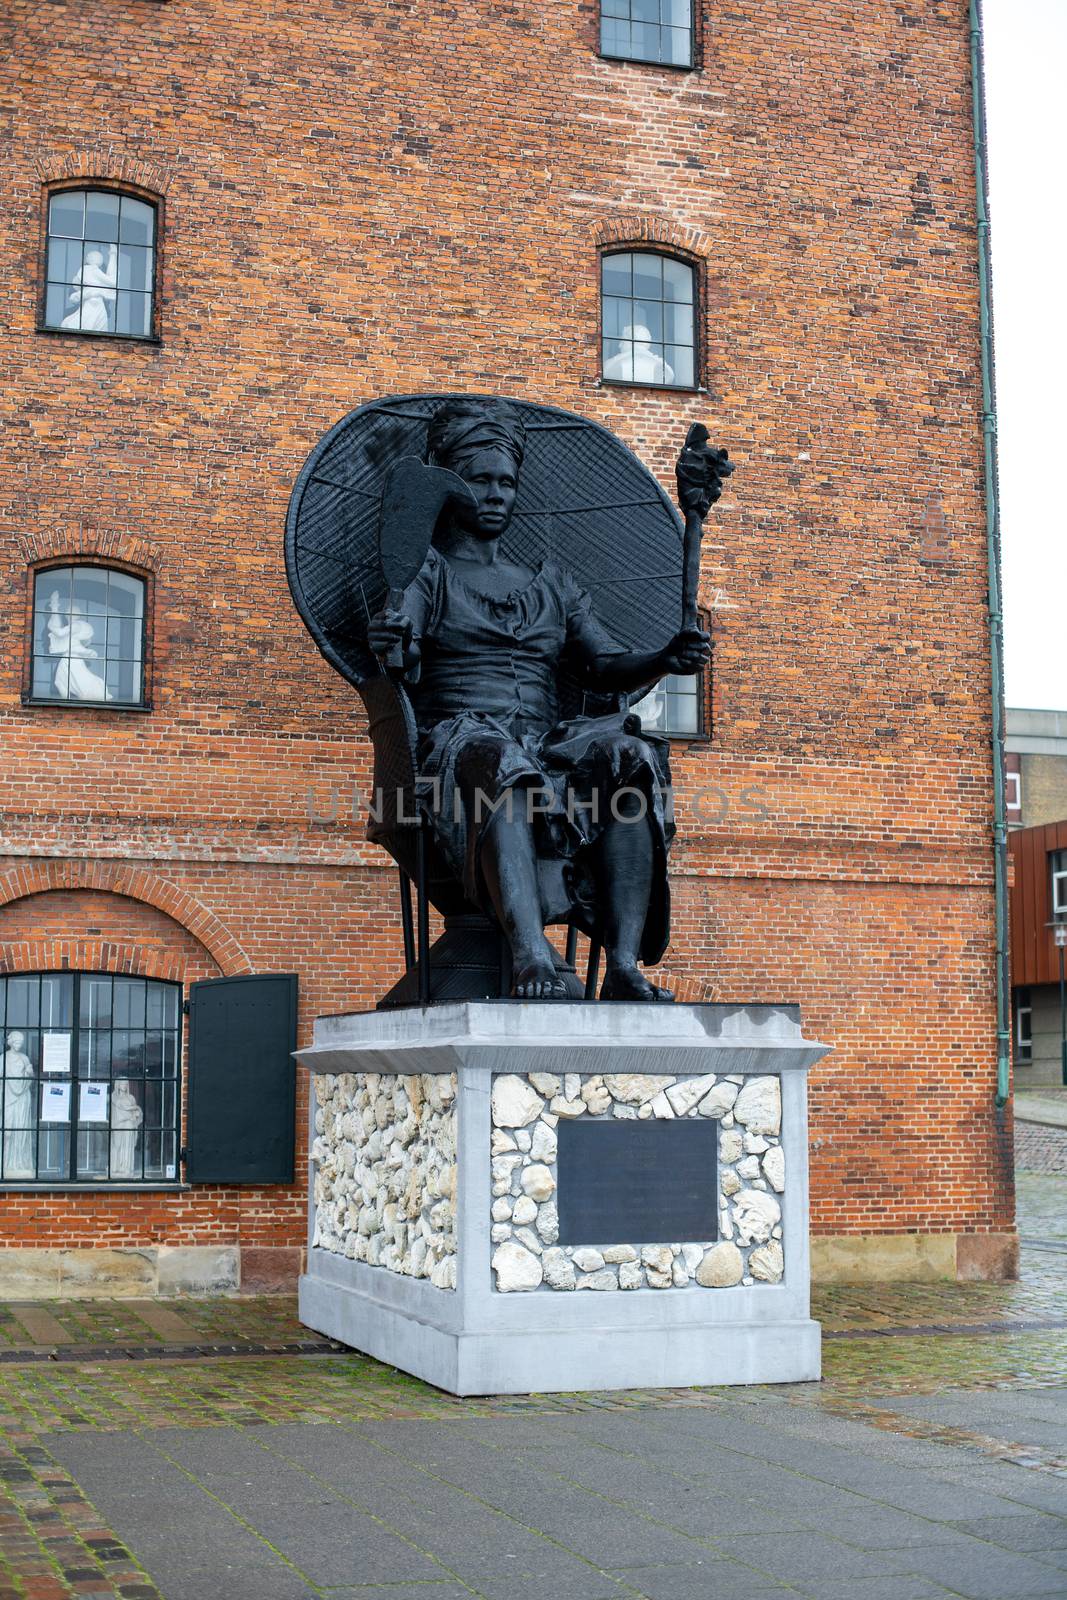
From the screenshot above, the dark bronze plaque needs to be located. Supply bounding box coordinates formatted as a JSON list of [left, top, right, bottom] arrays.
[[556, 1119, 718, 1247]]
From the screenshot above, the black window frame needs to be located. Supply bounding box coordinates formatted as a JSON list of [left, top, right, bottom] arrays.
[[598, 0, 696, 70], [38, 183, 162, 346], [24, 560, 151, 713], [599, 247, 701, 393], [0, 971, 183, 1190]]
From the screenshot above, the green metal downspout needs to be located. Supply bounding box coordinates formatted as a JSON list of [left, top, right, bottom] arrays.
[[969, 0, 1011, 1107]]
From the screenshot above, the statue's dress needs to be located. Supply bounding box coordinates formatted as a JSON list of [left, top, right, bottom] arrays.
[[403, 548, 674, 960]]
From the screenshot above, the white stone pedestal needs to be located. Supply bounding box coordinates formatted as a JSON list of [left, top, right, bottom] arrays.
[[297, 1002, 828, 1396]]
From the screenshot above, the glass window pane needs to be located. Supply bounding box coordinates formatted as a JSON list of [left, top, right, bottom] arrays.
[[49, 191, 85, 238], [631, 684, 667, 731], [603, 295, 630, 338], [44, 282, 71, 330], [117, 245, 152, 292], [630, 22, 661, 60], [118, 197, 154, 247], [114, 291, 151, 338], [666, 344, 695, 386], [666, 24, 691, 64], [72, 569, 110, 616], [662, 0, 690, 22], [6, 979, 39, 1029], [601, 254, 632, 298], [162, 987, 179, 1030], [664, 301, 694, 343], [84, 191, 120, 243], [602, 337, 634, 382], [47, 238, 83, 286], [106, 569, 145, 618], [80, 976, 112, 1029], [37, 1127, 68, 1182], [632, 253, 663, 299], [633, 298, 663, 340], [662, 257, 693, 301], [602, 0, 628, 13], [39, 976, 73, 1029], [77, 1128, 109, 1180], [632, 0, 659, 21], [115, 981, 147, 1031], [601, 17, 630, 54]]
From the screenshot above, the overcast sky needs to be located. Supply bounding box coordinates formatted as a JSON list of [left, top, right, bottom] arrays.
[[983, 0, 1067, 712]]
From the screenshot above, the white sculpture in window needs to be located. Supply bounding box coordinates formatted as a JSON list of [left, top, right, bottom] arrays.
[[46, 591, 111, 701], [60, 243, 118, 332], [110, 1079, 143, 1178], [603, 323, 676, 386], [3, 1031, 36, 1180]]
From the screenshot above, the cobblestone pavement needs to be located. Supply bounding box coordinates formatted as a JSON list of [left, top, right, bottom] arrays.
[[0, 1176, 1064, 1600]]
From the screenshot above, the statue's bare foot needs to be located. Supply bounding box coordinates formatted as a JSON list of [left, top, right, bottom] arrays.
[[512, 958, 569, 1001], [600, 963, 675, 1003]]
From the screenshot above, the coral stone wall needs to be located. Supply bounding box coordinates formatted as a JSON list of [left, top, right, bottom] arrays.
[[0, 0, 1010, 1276]]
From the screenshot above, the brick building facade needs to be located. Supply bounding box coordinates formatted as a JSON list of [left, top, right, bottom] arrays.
[[0, 0, 1013, 1294]]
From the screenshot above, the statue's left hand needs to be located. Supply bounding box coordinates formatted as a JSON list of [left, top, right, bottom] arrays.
[[660, 626, 712, 676]]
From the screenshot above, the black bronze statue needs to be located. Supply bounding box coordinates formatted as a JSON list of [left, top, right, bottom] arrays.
[[285, 394, 732, 1006]]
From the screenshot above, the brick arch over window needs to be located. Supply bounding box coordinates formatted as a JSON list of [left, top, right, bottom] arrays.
[[16, 522, 157, 575], [593, 214, 712, 263], [34, 151, 173, 197], [0, 864, 251, 976]]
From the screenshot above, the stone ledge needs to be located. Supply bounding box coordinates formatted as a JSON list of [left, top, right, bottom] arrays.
[[0, 1245, 300, 1300], [811, 1232, 1019, 1284]]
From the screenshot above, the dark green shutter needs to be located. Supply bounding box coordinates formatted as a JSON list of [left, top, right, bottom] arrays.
[[185, 974, 298, 1184]]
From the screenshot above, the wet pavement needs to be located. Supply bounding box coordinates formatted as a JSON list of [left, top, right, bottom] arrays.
[[0, 1173, 1063, 1600]]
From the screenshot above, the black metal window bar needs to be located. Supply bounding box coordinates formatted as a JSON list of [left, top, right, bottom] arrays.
[[0, 973, 181, 1185], [43, 189, 156, 339], [30, 566, 146, 706], [600, 0, 694, 68]]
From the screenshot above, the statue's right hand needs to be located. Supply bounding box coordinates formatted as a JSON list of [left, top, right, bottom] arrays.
[[367, 607, 411, 658]]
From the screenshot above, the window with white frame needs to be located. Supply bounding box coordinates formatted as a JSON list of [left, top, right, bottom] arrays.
[[1005, 770, 1021, 816], [1053, 850, 1067, 918], [43, 189, 156, 339], [1015, 987, 1033, 1064], [1, 973, 181, 1185], [30, 566, 146, 706], [600, 0, 693, 67]]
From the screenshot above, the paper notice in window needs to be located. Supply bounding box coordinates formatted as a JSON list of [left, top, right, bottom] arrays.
[[41, 1082, 71, 1124], [41, 1032, 72, 1075], [79, 1082, 110, 1124]]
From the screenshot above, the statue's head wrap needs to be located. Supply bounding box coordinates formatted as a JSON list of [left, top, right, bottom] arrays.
[[426, 399, 526, 475]]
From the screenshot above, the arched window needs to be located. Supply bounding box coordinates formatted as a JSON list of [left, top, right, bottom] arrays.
[[1, 973, 181, 1185], [601, 250, 697, 388], [30, 565, 147, 707], [43, 188, 157, 339], [600, 0, 693, 68]]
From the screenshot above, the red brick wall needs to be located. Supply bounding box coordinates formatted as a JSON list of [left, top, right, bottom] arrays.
[[0, 0, 1010, 1256]]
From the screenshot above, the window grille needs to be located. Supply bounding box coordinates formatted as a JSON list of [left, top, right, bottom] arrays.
[[1, 973, 181, 1185], [30, 566, 146, 706], [602, 251, 697, 388], [600, 0, 693, 67], [43, 189, 156, 339]]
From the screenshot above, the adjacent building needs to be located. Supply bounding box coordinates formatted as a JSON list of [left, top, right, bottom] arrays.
[[1006, 709, 1067, 1087], [0, 0, 1012, 1295]]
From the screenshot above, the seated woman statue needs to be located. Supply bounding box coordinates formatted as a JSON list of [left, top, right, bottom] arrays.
[[368, 399, 710, 1002]]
